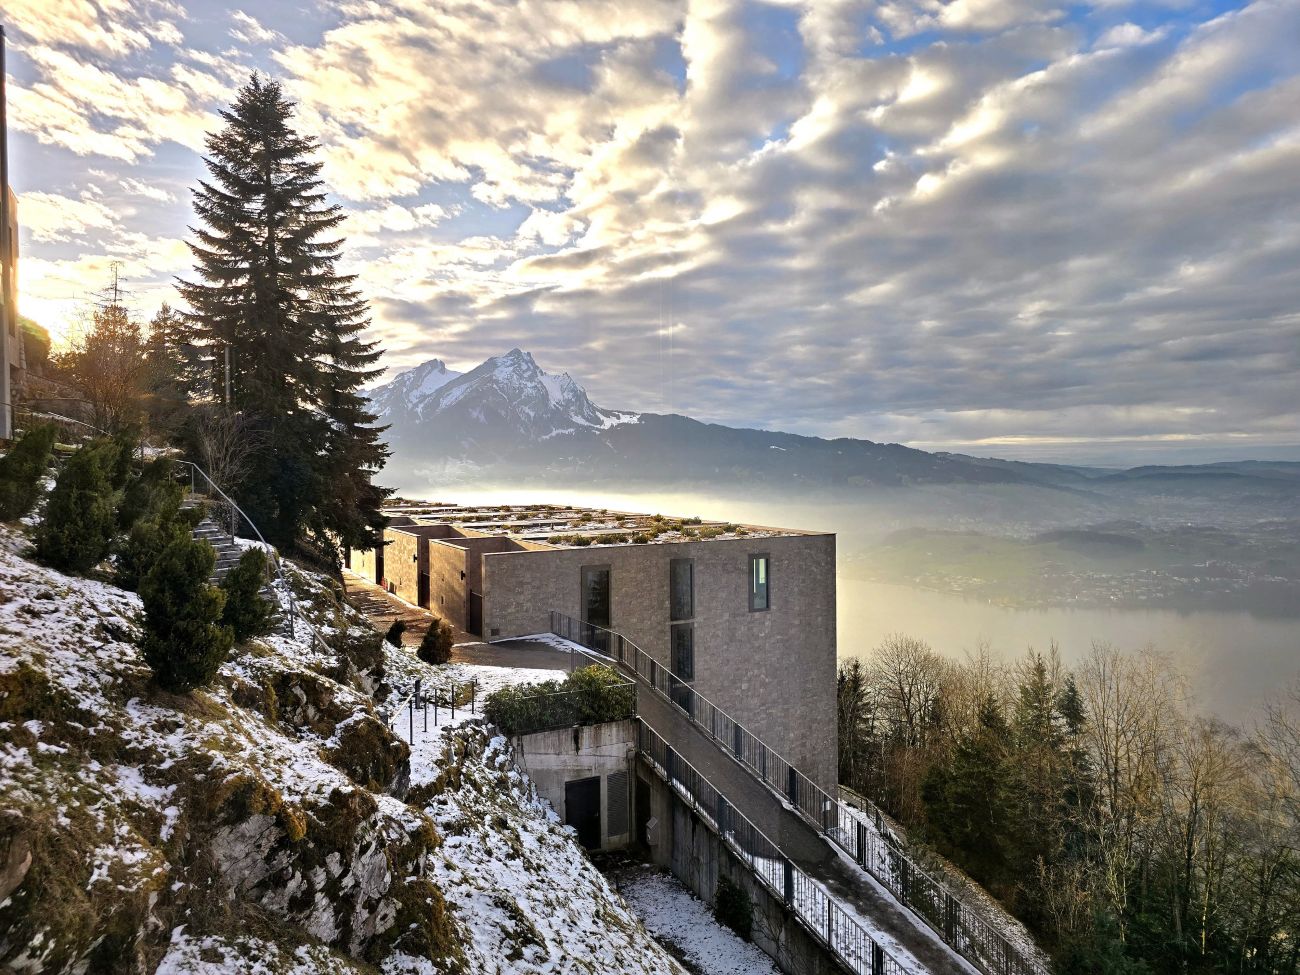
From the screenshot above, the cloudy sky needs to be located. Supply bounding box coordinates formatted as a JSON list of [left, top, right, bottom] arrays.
[[5, 0, 1299, 464]]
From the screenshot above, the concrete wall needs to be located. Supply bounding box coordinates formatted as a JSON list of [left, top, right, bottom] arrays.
[[640, 765, 843, 975], [426, 541, 470, 628], [512, 719, 636, 851], [484, 534, 838, 791]]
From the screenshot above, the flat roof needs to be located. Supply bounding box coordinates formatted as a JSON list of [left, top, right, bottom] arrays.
[[381, 499, 822, 548]]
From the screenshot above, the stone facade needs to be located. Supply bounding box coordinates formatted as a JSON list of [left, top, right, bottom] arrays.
[[484, 533, 838, 791]]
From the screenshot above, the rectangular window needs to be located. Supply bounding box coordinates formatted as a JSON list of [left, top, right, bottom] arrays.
[[749, 554, 770, 612], [581, 565, 611, 628], [671, 622, 695, 681], [670, 558, 694, 622]]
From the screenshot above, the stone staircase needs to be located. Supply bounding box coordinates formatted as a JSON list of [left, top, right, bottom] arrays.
[[192, 517, 245, 583]]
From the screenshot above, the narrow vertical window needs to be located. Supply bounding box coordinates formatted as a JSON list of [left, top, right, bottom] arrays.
[[670, 558, 694, 622], [749, 554, 770, 611], [671, 623, 695, 681]]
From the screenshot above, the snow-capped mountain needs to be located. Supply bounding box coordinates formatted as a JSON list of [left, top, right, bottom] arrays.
[[368, 358, 464, 422], [368, 349, 1061, 490], [370, 348, 637, 447]]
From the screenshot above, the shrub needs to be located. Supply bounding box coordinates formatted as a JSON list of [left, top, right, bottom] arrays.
[[114, 479, 197, 591], [714, 874, 753, 940], [483, 665, 634, 735], [417, 618, 455, 665], [221, 548, 275, 641], [34, 441, 120, 573], [385, 619, 407, 647], [0, 424, 57, 521], [138, 537, 234, 692], [116, 456, 178, 529]]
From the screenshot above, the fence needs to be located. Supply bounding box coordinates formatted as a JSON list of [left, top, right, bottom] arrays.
[[550, 611, 1048, 975], [639, 721, 906, 975], [383, 676, 480, 742]]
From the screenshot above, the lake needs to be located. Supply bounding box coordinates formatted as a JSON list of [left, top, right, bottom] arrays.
[[406, 482, 1300, 722]]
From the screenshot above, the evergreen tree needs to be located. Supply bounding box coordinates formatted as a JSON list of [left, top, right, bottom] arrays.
[[0, 424, 57, 521], [417, 618, 455, 665], [143, 303, 200, 436], [34, 440, 120, 573], [178, 74, 388, 556], [220, 548, 275, 640], [138, 537, 233, 693]]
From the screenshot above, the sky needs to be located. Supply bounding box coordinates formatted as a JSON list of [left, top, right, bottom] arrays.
[[4, 0, 1299, 465]]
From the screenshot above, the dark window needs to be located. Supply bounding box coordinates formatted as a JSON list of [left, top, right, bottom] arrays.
[[749, 554, 770, 611], [671, 622, 694, 680], [670, 558, 694, 621], [581, 565, 611, 628]]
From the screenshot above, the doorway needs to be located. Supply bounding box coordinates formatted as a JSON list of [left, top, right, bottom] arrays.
[[565, 776, 602, 850]]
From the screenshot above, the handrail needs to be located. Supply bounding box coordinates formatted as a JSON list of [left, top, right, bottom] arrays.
[[549, 611, 1048, 975], [174, 458, 334, 656], [638, 720, 907, 975]]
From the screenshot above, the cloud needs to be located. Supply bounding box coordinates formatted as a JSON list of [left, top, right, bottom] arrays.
[[17, 191, 118, 242], [11, 0, 1300, 460]]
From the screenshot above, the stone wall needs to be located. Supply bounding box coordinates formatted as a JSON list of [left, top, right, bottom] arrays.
[[512, 720, 636, 851], [484, 534, 838, 791], [641, 766, 843, 975]]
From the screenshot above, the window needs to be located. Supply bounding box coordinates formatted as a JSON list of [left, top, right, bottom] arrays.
[[670, 558, 694, 621], [749, 554, 770, 611], [581, 565, 611, 653], [671, 623, 695, 681]]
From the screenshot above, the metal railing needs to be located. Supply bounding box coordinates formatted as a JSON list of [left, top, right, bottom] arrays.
[[383, 676, 480, 742], [174, 458, 334, 658], [639, 721, 906, 975], [550, 611, 1048, 975]]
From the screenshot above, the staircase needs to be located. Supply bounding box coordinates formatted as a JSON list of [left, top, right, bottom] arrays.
[[192, 517, 245, 583]]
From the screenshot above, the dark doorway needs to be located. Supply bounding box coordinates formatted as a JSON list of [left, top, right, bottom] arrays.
[[375, 545, 385, 586], [418, 571, 430, 608], [467, 591, 483, 637], [565, 776, 602, 850]]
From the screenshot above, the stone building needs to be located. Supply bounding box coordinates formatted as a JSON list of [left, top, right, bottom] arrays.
[[347, 502, 838, 790]]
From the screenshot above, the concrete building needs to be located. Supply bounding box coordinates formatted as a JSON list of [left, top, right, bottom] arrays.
[[347, 501, 838, 790]]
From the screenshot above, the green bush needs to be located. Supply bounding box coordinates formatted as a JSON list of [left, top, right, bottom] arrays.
[[114, 479, 198, 591], [385, 619, 407, 647], [220, 548, 275, 641], [34, 440, 120, 573], [0, 425, 57, 521], [138, 537, 233, 693], [714, 874, 753, 940], [417, 618, 455, 665], [116, 456, 178, 529], [483, 665, 635, 735]]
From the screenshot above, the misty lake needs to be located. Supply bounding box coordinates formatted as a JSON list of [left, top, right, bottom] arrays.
[[409, 482, 1300, 723]]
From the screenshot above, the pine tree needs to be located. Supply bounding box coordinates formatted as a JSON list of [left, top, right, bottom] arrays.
[[220, 548, 274, 640], [178, 74, 388, 556], [143, 303, 200, 436], [0, 424, 57, 521], [34, 440, 120, 574], [138, 537, 233, 693]]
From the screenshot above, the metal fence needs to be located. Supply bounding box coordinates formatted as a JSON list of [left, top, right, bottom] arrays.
[[639, 721, 906, 975], [551, 611, 1049, 975], [383, 676, 480, 742]]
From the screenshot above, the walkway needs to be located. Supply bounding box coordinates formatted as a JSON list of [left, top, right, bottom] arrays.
[[509, 636, 975, 975], [341, 570, 478, 650]]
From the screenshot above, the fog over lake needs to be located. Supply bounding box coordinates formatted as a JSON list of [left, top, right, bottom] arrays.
[[409, 482, 1300, 723]]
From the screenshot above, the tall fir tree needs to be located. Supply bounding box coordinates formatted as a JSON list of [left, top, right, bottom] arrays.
[[178, 74, 389, 557]]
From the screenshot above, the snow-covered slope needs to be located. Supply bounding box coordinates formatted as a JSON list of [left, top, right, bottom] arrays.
[[0, 523, 683, 974]]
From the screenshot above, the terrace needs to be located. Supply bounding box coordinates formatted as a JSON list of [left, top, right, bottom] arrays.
[[381, 499, 804, 548]]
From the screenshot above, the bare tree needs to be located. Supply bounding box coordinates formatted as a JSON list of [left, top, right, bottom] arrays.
[[60, 303, 148, 434]]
